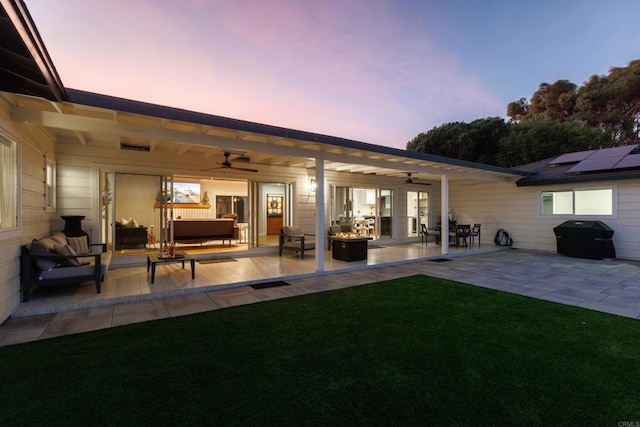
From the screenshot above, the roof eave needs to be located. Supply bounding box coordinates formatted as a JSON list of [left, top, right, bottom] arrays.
[[65, 88, 527, 179], [516, 171, 640, 187], [0, 0, 66, 102]]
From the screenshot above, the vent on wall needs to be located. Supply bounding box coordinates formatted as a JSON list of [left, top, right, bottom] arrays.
[[120, 143, 150, 152]]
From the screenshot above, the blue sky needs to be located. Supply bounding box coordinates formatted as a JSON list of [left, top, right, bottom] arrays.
[[26, 0, 640, 149]]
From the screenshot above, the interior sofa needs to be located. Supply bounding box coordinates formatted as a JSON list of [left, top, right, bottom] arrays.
[[20, 231, 112, 302], [173, 219, 238, 246], [115, 220, 148, 250]]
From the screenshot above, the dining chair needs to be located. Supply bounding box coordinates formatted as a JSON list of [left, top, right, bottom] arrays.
[[470, 224, 481, 246], [354, 219, 368, 237], [451, 224, 471, 247], [365, 218, 375, 236], [420, 224, 439, 246]]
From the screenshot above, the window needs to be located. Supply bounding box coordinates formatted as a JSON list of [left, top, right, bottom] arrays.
[[0, 131, 18, 229], [541, 188, 614, 216], [45, 157, 56, 212]]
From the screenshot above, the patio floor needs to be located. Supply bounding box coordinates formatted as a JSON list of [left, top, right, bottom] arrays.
[[2, 245, 640, 347]]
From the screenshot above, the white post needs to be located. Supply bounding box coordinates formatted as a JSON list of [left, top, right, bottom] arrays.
[[315, 158, 325, 272], [441, 175, 449, 254]]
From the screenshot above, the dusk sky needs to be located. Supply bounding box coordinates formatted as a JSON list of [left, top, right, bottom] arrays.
[[27, 0, 640, 150]]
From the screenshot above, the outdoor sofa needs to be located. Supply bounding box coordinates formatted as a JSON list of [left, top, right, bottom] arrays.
[[20, 231, 111, 302]]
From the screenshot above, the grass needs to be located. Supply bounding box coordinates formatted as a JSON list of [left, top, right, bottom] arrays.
[[1, 275, 639, 425]]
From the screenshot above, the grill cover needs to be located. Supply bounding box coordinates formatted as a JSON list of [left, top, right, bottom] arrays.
[[553, 220, 615, 259]]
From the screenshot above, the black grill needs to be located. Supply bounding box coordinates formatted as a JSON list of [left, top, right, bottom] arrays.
[[553, 220, 615, 259]]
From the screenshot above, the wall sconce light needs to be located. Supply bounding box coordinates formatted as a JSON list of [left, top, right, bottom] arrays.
[[309, 178, 317, 193], [201, 191, 210, 204]]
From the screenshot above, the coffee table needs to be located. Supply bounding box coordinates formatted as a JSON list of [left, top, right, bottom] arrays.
[[147, 252, 195, 284]]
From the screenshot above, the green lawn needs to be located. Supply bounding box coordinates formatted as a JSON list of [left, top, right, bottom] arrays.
[[1, 275, 639, 425]]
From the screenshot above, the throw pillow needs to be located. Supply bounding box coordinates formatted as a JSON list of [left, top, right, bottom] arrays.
[[121, 217, 131, 227], [67, 235, 89, 255], [131, 218, 140, 228], [50, 232, 68, 246], [54, 244, 81, 266], [37, 236, 57, 252], [30, 239, 57, 271]]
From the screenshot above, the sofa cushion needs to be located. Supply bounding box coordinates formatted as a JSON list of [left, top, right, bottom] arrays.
[[67, 235, 89, 255], [282, 226, 303, 237], [121, 217, 140, 228], [30, 239, 57, 271], [39, 264, 101, 280]]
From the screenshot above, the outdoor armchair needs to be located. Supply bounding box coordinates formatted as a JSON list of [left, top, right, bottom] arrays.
[[420, 224, 439, 246], [279, 226, 315, 259]]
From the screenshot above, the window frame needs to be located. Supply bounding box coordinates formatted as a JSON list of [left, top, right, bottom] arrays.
[[538, 185, 617, 219], [45, 155, 56, 213], [0, 129, 20, 236]]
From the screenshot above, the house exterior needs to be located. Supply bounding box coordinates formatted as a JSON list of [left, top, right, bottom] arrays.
[[2, 0, 636, 324]]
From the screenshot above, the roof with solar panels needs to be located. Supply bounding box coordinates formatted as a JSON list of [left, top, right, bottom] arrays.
[[514, 144, 640, 187]]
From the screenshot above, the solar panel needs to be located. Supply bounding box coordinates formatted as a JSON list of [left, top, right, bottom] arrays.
[[564, 145, 640, 173], [613, 153, 640, 169], [566, 157, 623, 173], [588, 144, 637, 159], [549, 150, 595, 165]]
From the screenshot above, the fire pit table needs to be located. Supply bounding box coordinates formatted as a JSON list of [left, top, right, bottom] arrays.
[[331, 233, 372, 262]]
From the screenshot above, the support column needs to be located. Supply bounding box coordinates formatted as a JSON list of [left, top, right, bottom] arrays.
[[440, 175, 449, 254], [315, 158, 325, 272]]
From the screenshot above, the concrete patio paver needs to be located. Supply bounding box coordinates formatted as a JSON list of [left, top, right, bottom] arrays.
[[2, 249, 640, 348]]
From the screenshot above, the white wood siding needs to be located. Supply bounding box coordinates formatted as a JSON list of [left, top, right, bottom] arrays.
[[450, 178, 640, 260], [0, 102, 56, 322]]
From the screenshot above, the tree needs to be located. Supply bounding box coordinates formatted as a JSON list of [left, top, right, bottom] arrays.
[[508, 60, 640, 145], [410, 59, 637, 166], [528, 80, 578, 122], [575, 60, 640, 144], [496, 120, 614, 167], [406, 118, 508, 165], [507, 98, 528, 122]]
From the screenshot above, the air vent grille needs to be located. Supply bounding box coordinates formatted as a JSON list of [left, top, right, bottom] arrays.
[[120, 143, 150, 152]]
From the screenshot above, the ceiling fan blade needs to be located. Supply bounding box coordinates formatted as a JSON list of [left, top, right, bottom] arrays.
[[405, 172, 430, 185], [231, 166, 259, 173]]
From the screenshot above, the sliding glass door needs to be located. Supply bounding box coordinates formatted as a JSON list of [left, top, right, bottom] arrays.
[[407, 190, 429, 238], [379, 189, 392, 238], [331, 186, 391, 239]]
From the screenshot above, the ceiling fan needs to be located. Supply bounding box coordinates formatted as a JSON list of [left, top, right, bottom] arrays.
[[405, 172, 431, 186], [202, 152, 258, 173]]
